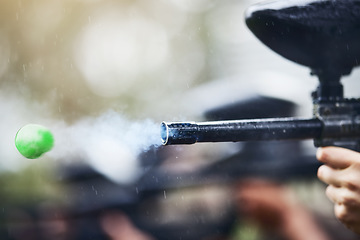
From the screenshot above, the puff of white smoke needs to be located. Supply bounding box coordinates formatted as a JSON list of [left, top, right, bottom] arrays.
[[49, 110, 162, 184]]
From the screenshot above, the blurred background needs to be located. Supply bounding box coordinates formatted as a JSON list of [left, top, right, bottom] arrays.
[[1, 0, 360, 239]]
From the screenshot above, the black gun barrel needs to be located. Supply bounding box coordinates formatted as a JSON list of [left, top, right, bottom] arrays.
[[161, 118, 323, 145]]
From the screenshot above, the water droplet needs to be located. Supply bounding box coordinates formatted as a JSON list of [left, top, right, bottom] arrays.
[[92, 185, 98, 195]]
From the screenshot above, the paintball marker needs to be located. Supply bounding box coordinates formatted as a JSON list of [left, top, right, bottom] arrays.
[[161, 0, 360, 151]]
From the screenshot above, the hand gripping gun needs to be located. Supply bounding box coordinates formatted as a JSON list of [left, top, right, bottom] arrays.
[[161, 0, 360, 151]]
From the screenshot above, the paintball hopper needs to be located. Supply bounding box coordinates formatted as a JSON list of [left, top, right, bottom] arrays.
[[245, 0, 360, 100], [246, 0, 360, 74], [245, 0, 360, 77]]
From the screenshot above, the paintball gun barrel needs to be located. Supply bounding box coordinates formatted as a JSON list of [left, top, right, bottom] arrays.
[[161, 0, 360, 151], [161, 100, 360, 150], [161, 118, 322, 144]]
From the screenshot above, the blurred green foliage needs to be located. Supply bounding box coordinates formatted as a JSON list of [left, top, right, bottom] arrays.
[[0, 161, 64, 207]]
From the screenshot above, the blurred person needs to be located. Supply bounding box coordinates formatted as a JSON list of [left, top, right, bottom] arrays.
[[317, 146, 360, 235]]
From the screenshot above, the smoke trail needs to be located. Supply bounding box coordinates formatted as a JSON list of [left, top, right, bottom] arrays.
[[1, 86, 160, 184], [49, 110, 162, 184]]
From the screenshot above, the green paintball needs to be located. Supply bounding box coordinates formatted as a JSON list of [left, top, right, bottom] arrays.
[[15, 124, 54, 159]]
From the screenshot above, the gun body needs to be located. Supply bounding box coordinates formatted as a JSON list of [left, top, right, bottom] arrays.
[[161, 0, 360, 152]]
